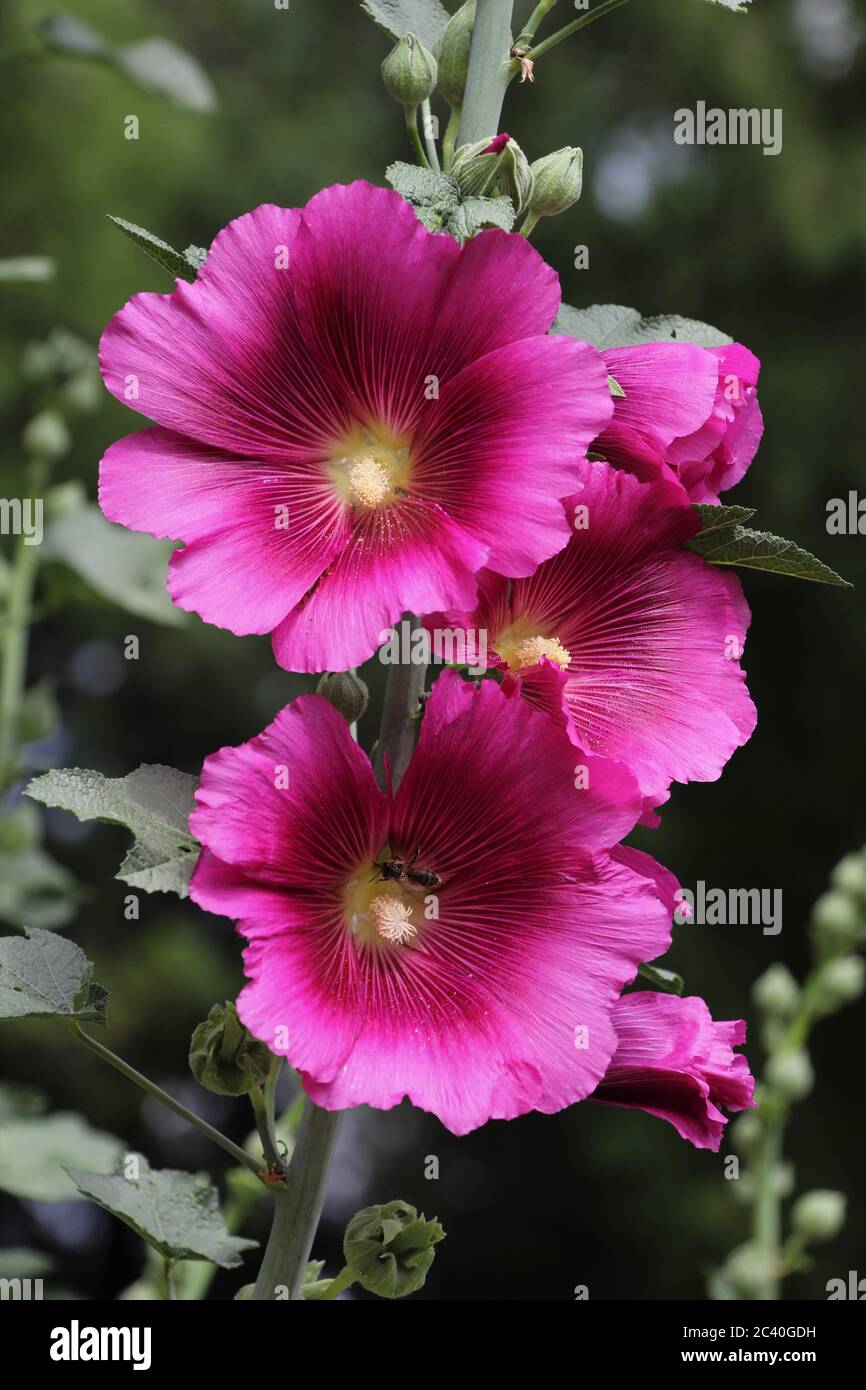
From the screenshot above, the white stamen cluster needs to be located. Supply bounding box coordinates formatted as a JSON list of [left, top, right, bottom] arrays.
[[514, 635, 572, 671], [367, 895, 417, 944]]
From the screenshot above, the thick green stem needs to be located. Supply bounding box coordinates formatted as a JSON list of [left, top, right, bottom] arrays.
[[70, 1022, 262, 1179], [753, 1114, 784, 1300], [252, 1100, 343, 1300], [525, 0, 634, 63], [405, 106, 430, 167], [443, 105, 462, 168], [0, 458, 45, 789], [420, 99, 441, 171], [457, 0, 515, 145], [372, 615, 427, 791], [518, 210, 541, 238]]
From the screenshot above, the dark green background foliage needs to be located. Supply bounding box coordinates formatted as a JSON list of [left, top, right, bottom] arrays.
[[1, 0, 864, 1299]]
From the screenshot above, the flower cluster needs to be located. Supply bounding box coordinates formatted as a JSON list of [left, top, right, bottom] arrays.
[[99, 182, 755, 1145]]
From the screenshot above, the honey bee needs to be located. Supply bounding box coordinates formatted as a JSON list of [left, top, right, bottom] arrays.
[[371, 843, 441, 890]]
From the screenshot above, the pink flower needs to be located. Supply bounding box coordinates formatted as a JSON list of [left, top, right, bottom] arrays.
[[425, 462, 756, 811], [188, 670, 677, 1136], [98, 182, 613, 672], [596, 341, 763, 504], [591, 991, 755, 1151]]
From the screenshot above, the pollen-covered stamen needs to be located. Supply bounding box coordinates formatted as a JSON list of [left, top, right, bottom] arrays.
[[513, 635, 572, 671], [368, 895, 417, 945], [348, 454, 391, 508]]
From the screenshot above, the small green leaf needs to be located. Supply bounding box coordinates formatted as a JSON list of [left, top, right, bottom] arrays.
[[107, 215, 200, 283], [637, 962, 684, 995], [692, 503, 756, 533], [27, 764, 199, 898], [0, 1113, 124, 1202], [554, 303, 731, 349], [386, 161, 459, 208], [43, 503, 187, 627], [459, 195, 515, 235], [113, 39, 216, 113], [361, 0, 451, 50], [0, 927, 107, 1025], [686, 525, 852, 586], [607, 374, 625, 399], [67, 1157, 258, 1268]]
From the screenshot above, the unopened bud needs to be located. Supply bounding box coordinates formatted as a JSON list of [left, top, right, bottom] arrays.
[[436, 0, 475, 106], [343, 1200, 445, 1299], [528, 146, 583, 217], [811, 889, 861, 951], [752, 963, 800, 1017], [382, 33, 437, 108], [812, 954, 865, 1013], [831, 851, 866, 900], [316, 670, 369, 725], [765, 1048, 813, 1101], [22, 409, 71, 461], [791, 1189, 846, 1243], [189, 1001, 272, 1096], [452, 134, 535, 215]]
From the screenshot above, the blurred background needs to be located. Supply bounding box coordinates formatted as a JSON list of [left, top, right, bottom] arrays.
[[1, 0, 864, 1300]]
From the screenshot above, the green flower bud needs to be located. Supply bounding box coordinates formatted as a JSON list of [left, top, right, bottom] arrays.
[[22, 409, 71, 461], [765, 1047, 813, 1101], [436, 0, 475, 106], [528, 146, 584, 217], [382, 33, 438, 108], [752, 962, 800, 1017], [812, 954, 865, 1013], [452, 134, 535, 215], [791, 1189, 846, 1243], [343, 1200, 445, 1299], [831, 852, 866, 900], [189, 1001, 272, 1097], [316, 670, 369, 724], [720, 1243, 776, 1299], [811, 889, 861, 951]]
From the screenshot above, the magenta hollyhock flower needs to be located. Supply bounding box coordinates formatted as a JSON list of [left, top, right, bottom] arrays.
[[425, 462, 756, 810], [98, 182, 613, 673], [596, 341, 763, 504], [188, 671, 677, 1136], [591, 991, 755, 1150]]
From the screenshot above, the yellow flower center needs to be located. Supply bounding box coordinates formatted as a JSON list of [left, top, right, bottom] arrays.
[[327, 425, 412, 511], [367, 895, 417, 944], [513, 635, 572, 671], [495, 619, 572, 672]]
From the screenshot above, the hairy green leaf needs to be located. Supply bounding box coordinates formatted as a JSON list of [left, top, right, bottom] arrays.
[[687, 525, 852, 585], [361, 0, 451, 49], [107, 215, 201, 282], [0, 927, 107, 1025], [27, 764, 199, 897], [67, 1157, 258, 1267], [554, 302, 732, 349]]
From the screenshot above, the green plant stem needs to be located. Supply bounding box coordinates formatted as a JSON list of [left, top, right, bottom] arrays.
[[405, 106, 430, 167], [251, 1100, 343, 1300], [69, 1021, 262, 1179], [518, 210, 541, 238], [420, 99, 441, 171], [249, 1086, 283, 1175], [753, 1113, 784, 1300], [0, 457, 45, 789], [372, 615, 428, 790], [164, 1259, 177, 1300], [443, 105, 462, 168], [525, 0, 635, 63], [319, 1265, 357, 1301], [457, 0, 515, 145], [513, 0, 560, 49]]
